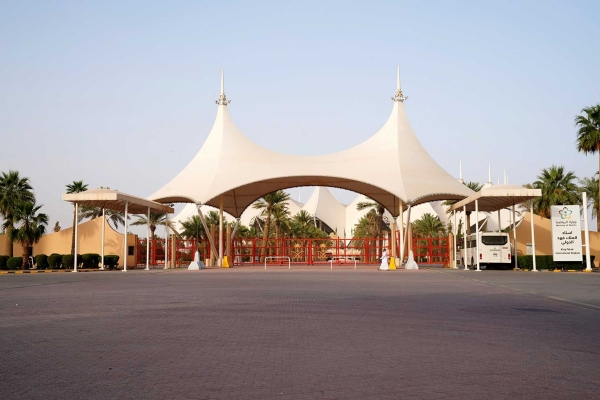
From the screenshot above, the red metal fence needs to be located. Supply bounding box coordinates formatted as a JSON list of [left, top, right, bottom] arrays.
[[137, 235, 450, 267]]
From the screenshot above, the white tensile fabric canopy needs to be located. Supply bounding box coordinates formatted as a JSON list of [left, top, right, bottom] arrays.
[[148, 69, 474, 217]]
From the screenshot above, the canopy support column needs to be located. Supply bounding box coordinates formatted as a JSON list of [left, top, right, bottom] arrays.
[[399, 203, 404, 263], [475, 200, 481, 272], [512, 205, 518, 270], [197, 205, 218, 262], [100, 208, 105, 270], [164, 214, 169, 269], [530, 204, 537, 272], [219, 196, 223, 267], [583, 192, 592, 271], [145, 207, 150, 271], [73, 203, 79, 272], [402, 205, 411, 263], [453, 211, 458, 268], [390, 221, 397, 258], [497, 210, 501, 233], [231, 218, 241, 266], [123, 201, 128, 272], [463, 206, 468, 270]]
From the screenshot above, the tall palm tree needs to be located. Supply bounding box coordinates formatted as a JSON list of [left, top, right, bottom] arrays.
[[411, 213, 446, 237], [78, 206, 126, 230], [575, 104, 600, 223], [77, 187, 126, 230], [356, 199, 387, 237], [65, 180, 88, 255], [7, 201, 48, 269], [179, 211, 224, 242], [579, 175, 599, 230], [131, 213, 175, 238], [531, 165, 579, 218], [0, 170, 35, 257], [252, 190, 290, 259]]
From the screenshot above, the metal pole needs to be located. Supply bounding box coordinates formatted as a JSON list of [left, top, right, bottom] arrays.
[[164, 214, 169, 269], [402, 205, 411, 263], [512, 205, 518, 270], [475, 200, 481, 272], [497, 210, 501, 233], [100, 208, 105, 270], [530, 203, 537, 272], [399, 204, 405, 262], [583, 192, 592, 271], [219, 196, 224, 267], [453, 211, 458, 268], [463, 206, 468, 270], [123, 201, 128, 272], [73, 203, 79, 272], [146, 207, 150, 270]]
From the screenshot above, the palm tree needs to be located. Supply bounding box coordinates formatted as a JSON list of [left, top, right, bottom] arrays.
[[0, 170, 35, 257], [131, 213, 175, 238], [179, 211, 224, 242], [579, 175, 599, 230], [356, 199, 387, 237], [53, 222, 61, 232], [65, 180, 88, 255], [575, 104, 600, 225], [7, 201, 48, 269], [442, 181, 482, 235], [531, 165, 579, 218], [252, 190, 290, 259], [79, 206, 126, 230], [412, 213, 446, 237]]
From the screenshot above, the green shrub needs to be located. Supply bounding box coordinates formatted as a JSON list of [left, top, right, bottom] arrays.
[[35, 254, 49, 270], [82, 253, 101, 269], [0, 255, 9, 270], [7, 257, 23, 270], [517, 255, 593, 270], [62, 254, 82, 269], [103, 255, 120, 268], [48, 254, 63, 269]]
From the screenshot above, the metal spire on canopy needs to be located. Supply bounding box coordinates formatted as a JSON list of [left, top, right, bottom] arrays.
[[391, 65, 408, 102], [215, 70, 231, 106]]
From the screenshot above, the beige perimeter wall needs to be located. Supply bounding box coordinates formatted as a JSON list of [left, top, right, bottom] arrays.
[[0, 218, 137, 267]]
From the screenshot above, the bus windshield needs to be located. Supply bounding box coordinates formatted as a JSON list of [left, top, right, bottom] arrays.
[[481, 236, 508, 246]]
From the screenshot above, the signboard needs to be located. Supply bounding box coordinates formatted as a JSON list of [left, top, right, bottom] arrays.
[[550, 205, 583, 262]]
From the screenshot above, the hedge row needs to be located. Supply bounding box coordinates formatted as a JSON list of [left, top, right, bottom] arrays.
[[0, 254, 121, 270], [517, 255, 595, 271]]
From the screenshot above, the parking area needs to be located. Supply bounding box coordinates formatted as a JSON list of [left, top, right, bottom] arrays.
[[1, 268, 599, 399]]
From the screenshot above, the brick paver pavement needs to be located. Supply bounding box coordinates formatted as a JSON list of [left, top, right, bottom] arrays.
[[0, 268, 599, 399]]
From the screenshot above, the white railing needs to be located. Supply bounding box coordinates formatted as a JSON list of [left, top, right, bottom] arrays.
[[264, 256, 291, 270]]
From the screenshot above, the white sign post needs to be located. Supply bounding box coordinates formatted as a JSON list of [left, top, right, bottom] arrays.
[[550, 205, 583, 262]]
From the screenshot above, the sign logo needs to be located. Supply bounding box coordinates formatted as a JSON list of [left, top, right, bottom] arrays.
[[558, 207, 572, 220]]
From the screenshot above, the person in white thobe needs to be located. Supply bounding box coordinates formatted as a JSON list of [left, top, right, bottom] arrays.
[[379, 249, 389, 271]]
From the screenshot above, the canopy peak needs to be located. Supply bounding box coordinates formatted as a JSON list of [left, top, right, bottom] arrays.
[[215, 70, 231, 106], [391, 66, 408, 102]]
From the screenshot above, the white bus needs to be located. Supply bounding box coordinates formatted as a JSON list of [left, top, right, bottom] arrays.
[[459, 232, 512, 269]]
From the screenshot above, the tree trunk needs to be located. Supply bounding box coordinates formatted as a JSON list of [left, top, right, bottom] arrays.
[[275, 223, 279, 256], [71, 204, 76, 255], [21, 241, 29, 270], [260, 209, 271, 262], [597, 151, 600, 232], [5, 223, 13, 257], [466, 212, 471, 236]]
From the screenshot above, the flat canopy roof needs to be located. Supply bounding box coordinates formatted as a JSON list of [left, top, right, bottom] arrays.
[[62, 189, 174, 214], [449, 184, 541, 212]]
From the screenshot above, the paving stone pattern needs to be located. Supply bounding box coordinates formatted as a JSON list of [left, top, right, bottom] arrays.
[[0, 268, 599, 399]]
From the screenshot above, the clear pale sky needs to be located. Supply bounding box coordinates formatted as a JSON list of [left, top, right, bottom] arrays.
[[1, 0, 599, 234]]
